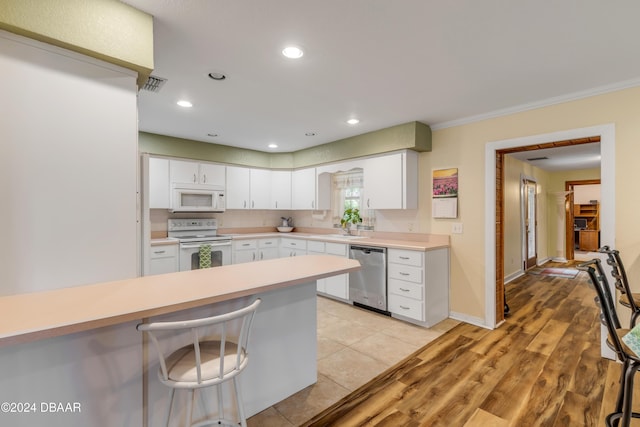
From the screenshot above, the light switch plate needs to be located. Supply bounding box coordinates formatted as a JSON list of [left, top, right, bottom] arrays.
[[451, 223, 463, 234]]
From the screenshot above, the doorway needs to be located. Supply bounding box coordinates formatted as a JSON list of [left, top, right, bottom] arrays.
[[485, 123, 614, 328], [565, 179, 601, 261], [522, 177, 538, 270]]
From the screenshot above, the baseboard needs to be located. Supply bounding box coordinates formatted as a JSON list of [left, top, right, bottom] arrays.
[[504, 270, 525, 284]]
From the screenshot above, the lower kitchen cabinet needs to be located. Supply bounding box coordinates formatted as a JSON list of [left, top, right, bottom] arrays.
[[280, 237, 307, 257], [308, 241, 349, 301], [387, 247, 449, 327], [258, 238, 279, 260], [233, 239, 258, 264], [149, 243, 179, 275]]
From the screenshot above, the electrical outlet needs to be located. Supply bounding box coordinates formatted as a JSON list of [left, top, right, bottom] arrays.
[[451, 223, 463, 234]]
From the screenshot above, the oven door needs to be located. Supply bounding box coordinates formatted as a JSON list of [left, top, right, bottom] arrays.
[[179, 241, 232, 271]]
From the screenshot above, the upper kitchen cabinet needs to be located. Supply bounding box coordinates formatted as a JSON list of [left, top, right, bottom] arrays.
[[170, 159, 225, 186], [250, 168, 271, 209], [271, 170, 292, 210], [226, 166, 251, 209], [149, 157, 170, 209], [226, 166, 275, 210], [363, 151, 418, 209], [291, 168, 315, 210]]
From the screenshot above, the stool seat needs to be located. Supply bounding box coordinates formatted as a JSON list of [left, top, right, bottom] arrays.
[[165, 341, 246, 386]]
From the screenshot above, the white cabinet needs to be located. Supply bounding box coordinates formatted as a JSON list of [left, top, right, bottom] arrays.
[[270, 170, 292, 210], [149, 244, 179, 275], [292, 168, 317, 210], [233, 238, 280, 263], [226, 167, 277, 210], [258, 238, 279, 260], [387, 247, 449, 327], [307, 241, 349, 300], [250, 168, 272, 209], [226, 166, 252, 209], [170, 159, 225, 186], [363, 151, 418, 209], [280, 237, 307, 257], [149, 157, 170, 209], [233, 239, 258, 264]]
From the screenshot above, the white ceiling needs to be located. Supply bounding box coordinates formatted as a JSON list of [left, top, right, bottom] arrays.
[[124, 0, 640, 170]]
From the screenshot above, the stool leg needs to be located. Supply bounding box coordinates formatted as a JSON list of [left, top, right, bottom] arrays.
[[234, 377, 247, 427], [186, 389, 194, 427], [621, 362, 637, 426], [217, 383, 224, 422], [166, 388, 176, 427]]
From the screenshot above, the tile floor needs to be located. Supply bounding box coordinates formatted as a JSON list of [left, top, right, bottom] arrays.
[[247, 296, 460, 426]]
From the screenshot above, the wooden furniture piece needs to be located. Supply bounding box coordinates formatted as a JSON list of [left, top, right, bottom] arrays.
[[138, 299, 261, 427], [575, 203, 600, 250]]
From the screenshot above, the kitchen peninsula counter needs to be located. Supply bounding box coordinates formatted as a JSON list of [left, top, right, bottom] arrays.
[[0, 255, 359, 347]]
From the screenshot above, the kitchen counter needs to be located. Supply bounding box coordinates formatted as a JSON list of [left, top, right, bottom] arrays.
[[0, 255, 359, 347], [226, 230, 450, 251], [150, 237, 178, 246]]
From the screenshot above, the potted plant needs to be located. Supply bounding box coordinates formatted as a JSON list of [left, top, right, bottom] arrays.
[[340, 208, 362, 234]]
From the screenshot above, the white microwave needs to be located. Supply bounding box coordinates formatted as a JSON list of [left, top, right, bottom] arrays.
[[171, 184, 225, 212]]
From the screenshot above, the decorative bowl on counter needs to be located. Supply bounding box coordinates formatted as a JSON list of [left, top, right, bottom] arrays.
[[277, 226, 294, 232]]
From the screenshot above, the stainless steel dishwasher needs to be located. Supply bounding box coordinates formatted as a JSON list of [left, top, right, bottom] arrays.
[[349, 245, 388, 314]]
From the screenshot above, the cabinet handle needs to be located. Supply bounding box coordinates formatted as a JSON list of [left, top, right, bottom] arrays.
[[252, 200, 254, 208], [260, 252, 264, 260], [153, 250, 166, 254], [291, 242, 297, 246], [399, 256, 410, 260], [367, 198, 370, 208], [399, 288, 410, 292], [264, 242, 272, 245], [252, 253, 256, 261], [399, 305, 410, 310], [242, 243, 250, 247], [312, 201, 315, 209], [399, 272, 410, 276], [203, 174, 207, 183], [275, 201, 278, 209], [243, 200, 246, 208], [193, 173, 197, 183]]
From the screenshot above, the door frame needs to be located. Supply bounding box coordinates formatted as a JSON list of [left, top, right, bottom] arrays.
[[485, 123, 615, 328]]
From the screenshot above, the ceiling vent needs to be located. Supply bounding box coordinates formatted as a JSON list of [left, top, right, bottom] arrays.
[[527, 156, 549, 161], [142, 75, 167, 92]]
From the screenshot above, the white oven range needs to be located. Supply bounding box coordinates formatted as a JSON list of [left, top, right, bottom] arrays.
[[167, 219, 232, 271]]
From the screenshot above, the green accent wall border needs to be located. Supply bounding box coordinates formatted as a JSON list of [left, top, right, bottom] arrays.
[[140, 121, 432, 169], [0, 0, 153, 87]]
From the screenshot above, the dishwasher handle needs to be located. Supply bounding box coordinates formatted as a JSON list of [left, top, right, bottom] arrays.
[[349, 245, 386, 254]]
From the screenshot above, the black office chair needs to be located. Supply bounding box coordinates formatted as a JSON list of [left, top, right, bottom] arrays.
[[599, 246, 640, 328], [578, 258, 640, 427]]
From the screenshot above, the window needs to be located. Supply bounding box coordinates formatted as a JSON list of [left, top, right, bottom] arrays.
[[332, 169, 364, 226]]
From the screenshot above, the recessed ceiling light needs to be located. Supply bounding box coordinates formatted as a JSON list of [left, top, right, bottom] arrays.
[[347, 118, 360, 125], [305, 132, 316, 137], [282, 46, 304, 59], [268, 143, 278, 149], [177, 100, 193, 108], [208, 72, 226, 81]]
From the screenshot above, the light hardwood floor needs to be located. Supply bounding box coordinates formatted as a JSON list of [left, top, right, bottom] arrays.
[[302, 261, 638, 426]]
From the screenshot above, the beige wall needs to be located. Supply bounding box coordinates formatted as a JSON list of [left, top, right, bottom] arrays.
[[429, 86, 640, 321]]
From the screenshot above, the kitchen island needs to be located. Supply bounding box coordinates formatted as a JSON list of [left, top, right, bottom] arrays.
[[0, 255, 359, 427]]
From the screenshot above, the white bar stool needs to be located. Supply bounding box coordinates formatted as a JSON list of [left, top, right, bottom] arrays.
[[137, 298, 261, 427]]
